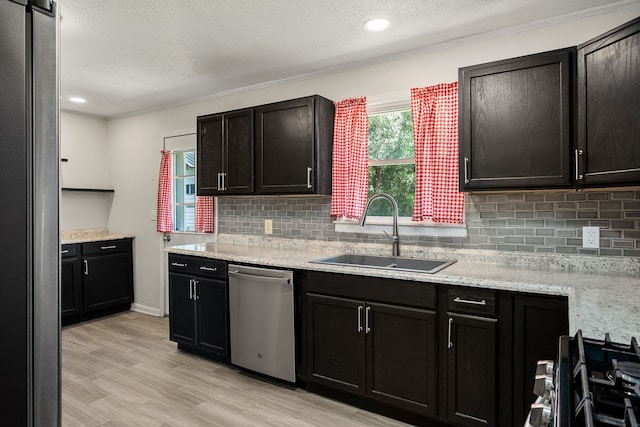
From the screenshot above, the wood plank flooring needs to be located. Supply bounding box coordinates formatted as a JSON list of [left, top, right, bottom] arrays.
[[62, 311, 410, 426]]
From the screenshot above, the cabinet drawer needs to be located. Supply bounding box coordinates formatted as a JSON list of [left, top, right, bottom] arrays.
[[304, 271, 436, 309], [82, 239, 132, 256], [61, 244, 77, 258], [168, 254, 227, 279], [447, 287, 497, 316]]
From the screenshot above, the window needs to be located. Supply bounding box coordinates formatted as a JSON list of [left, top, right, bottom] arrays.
[[367, 110, 415, 217], [172, 150, 196, 232]]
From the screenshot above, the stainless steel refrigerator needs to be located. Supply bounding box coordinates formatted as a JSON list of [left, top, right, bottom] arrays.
[[0, 0, 60, 425]]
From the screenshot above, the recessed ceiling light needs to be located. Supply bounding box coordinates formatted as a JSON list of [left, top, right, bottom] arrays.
[[69, 97, 86, 104], [364, 18, 391, 32]]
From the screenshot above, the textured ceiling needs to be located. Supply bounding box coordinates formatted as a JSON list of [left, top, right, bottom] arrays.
[[56, 0, 638, 117]]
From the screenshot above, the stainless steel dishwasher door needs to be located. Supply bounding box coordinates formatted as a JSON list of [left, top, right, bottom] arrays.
[[228, 264, 295, 383]]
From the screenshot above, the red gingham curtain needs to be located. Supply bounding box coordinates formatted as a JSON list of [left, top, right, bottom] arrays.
[[156, 150, 173, 233], [195, 196, 214, 233], [411, 83, 464, 224], [329, 97, 369, 220]]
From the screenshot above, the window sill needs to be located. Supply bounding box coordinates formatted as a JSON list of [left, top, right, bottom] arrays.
[[334, 217, 467, 238]]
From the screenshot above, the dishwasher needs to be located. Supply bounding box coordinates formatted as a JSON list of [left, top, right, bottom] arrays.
[[228, 264, 296, 383]]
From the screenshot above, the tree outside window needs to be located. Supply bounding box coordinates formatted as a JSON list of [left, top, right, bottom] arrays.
[[367, 110, 415, 217]]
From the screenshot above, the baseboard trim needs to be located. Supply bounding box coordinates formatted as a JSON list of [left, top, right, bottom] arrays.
[[131, 303, 163, 317]]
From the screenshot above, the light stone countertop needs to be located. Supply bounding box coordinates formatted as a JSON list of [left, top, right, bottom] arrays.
[[61, 228, 135, 244], [167, 234, 640, 343]]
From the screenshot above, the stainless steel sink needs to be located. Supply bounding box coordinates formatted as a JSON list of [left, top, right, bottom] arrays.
[[311, 254, 456, 274]]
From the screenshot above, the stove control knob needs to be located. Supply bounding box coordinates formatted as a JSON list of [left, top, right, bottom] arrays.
[[533, 373, 554, 399], [529, 402, 552, 427], [535, 360, 554, 376]]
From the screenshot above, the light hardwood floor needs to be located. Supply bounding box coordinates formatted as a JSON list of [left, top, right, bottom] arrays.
[[62, 311, 410, 426]]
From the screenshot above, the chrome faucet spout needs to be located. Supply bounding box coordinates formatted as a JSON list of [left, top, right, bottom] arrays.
[[358, 193, 400, 256]]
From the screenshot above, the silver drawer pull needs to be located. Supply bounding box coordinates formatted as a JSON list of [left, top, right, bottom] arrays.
[[454, 297, 487, 306], [61, 250, 69, 254], [199, 266, 217, 272], [171, 262, 187, 267], [101, 245, 117, 250]]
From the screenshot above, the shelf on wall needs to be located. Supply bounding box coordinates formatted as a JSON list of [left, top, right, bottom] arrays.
[[61, 188, 114, 193]]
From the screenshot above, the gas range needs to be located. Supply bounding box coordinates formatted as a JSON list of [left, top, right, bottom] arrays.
[[526, 330, 640, 427]]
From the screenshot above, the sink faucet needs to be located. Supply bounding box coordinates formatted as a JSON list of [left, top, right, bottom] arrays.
[[359, 193, 400, 256]]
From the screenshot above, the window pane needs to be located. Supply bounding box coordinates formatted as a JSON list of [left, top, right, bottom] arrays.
[[184, 176, 195, 203], [184, 151, 195, 176], [368, 164, 415, 217], [368, 111, 414, 161], [174, 152, 185, 176], [174, 177, 185, 204]]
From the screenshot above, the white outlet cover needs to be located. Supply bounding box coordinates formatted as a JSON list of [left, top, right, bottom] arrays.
[[582, 226, 600, 249]]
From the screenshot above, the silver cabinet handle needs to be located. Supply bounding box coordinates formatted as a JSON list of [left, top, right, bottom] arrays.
[[199, 266, 217, 272], [101, 245, 117, 250], [453, 297, 487, 306], [171, 262, 187, 267], [575, 149, 584, 180], [193, 280, 199, 300], [222, 172, 227, 191], [189, 279, 194, 300], [464, 157, 470, 184], [357, 306, 363, 332], [83, 260, 89, 275], [306, 167, 313, 189], [217, 172, 222, 191], [61, 250, 69, 254], [365, 306, 371, 334], [448, 318, 454, 349]]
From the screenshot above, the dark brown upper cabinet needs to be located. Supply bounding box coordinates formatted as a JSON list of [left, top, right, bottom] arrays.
[[459, 48, 575, 191], [197, 108, 254, 195], [576, 17, 640, 187], [255, 96, 334, 195], [197, 95, 334, 196]]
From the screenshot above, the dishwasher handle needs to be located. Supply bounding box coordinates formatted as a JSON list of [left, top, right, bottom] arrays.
[[228, 270, 291, 286]]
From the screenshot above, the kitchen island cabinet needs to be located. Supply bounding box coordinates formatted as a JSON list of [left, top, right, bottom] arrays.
[[168, 254, 229, 363]]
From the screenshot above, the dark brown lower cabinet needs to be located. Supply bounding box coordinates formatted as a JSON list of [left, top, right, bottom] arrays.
[[511, 293, 569, 426], [306, 293, 437, 417], [446, 313, 497, 427], [303, 271, 568, 426]]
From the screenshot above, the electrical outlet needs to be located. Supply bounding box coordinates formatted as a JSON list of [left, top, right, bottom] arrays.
[[264, 219, 273, 235], [582, 226, 600, 249]]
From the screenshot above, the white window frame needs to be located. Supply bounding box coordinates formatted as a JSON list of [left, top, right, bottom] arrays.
[[334, 90, 466, 238]]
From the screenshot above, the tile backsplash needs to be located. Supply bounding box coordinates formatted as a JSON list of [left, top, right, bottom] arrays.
[[217, 190, 640, 257]]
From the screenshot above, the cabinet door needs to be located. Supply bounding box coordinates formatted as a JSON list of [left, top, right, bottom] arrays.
[[197, 114, 224, 195], [225, 109, 254, 194], [511, 294, 568, 426], [459, 48, 574, 190], [577, 17, 640, 186], [195, 277, 229, 357], [168, 273, 196, 345], [366, 303, 437, 417], [446, 313, 497, 427], [306, 293, 366, 395], [255, 97, 315, 194], [61, 258, 82, 318], [82, 252, 133, 312]]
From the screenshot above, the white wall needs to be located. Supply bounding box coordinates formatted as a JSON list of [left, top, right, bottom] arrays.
[[60, 111, 111, 230], [101, 7, 640, 312]]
